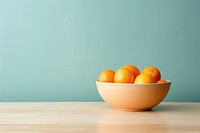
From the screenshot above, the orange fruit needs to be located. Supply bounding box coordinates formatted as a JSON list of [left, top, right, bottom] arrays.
[[114, 68, 135, 83], [142, 66, 161, 81], [122, 64, 140, 77], [157, 79, 167, 83], [134, 74, 156, 84], [98, 70, 115, 82]]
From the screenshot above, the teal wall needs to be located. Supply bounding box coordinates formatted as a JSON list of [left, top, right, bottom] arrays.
[[0, 0, 200, 102]]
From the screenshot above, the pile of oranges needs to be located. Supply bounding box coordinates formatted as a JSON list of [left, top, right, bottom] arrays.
[[98, 65, 166, 84]]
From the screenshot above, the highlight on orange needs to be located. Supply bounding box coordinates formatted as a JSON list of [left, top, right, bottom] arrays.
[[98, 70, 115, 83], [142, 66, 161, 82], [134, 73, 156, 84], [122, 64, 140, 77], [114, 68, 135, 83], [157, 79, 167, 83]]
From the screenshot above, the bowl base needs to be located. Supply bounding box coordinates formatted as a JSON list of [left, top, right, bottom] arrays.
[[115, 108, 152, 112]]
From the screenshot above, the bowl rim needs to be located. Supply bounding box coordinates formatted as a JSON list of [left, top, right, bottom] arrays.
[[96, 80, 171, 86]]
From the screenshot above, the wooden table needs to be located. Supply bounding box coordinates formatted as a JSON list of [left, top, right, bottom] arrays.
[[0, 102, 199, 133]]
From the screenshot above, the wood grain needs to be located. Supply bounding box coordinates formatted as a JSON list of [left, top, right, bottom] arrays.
[[0, 102, 199, 133]]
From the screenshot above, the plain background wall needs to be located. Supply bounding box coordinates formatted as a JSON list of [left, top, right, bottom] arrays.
[[0, 0, 200, 102]]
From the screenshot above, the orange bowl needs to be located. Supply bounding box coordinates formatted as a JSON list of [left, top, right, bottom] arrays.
[[96, 81, 171, 111]]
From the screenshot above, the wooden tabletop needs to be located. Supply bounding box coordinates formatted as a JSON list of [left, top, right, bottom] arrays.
[[0, 102, 199, 133]]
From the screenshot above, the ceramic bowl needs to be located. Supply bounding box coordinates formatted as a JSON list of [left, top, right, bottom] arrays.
[[96, 81, 171, 111]]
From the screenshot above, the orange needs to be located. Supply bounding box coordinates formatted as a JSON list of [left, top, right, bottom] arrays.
[[114, 68, 135, 83], [142, 66, 161, 81], [122, 64, 140, 77], [134, 74, 156, 84], [98, 70, 115, 82], [157, 79, 167, 83]]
